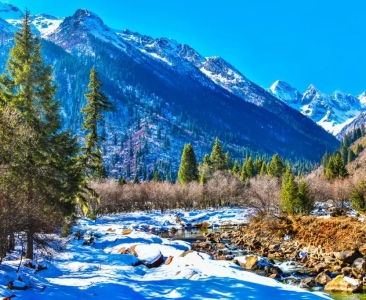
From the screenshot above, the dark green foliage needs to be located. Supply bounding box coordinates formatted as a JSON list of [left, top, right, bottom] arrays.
[[153, 170, 160, 182], [210, 138, 227, 171], [253, 158, 263, 176], [0, 11, 83, 259], [118, 176, 126, 185], [267, 154, 285, 178], [297, 179, 313, 214], [351, 180, 366, 211], [280, 165, 299, 214], [240, 157, 254, 180], [347, 148, 356, 164], [324, 153, 348, 180], [132, 175, 140, 184], [321, 151, 330, 168], [178, 144, 198, 184], [80, 67, 113, 179], [232, 160, 241, 175], [259, 162, 267, 176]]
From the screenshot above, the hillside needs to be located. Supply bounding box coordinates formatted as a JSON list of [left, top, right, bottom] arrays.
[[0, 5, 339, 180]]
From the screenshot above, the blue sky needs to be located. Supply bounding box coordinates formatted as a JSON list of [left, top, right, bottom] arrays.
[[7, 0, 366, 95]]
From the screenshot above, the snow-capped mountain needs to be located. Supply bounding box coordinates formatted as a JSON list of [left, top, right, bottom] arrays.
[[0, 2, 23, 19], [269, 80, 365, 135], [0, 5, 339, 178]]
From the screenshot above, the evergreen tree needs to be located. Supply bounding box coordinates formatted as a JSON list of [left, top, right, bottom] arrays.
[[132, 175, 140, 184], [297, 179, 313, 214], [267, 154, 285, 178], [240, 157, 253, 180], [153, 170, 160, 182], [203, 154, 210, 164], [231, 160, 241, 175], [355, 144, 363, 155], [253, 158, 263, 176], [259, 162, 267, 176], [280, 165, 299, 214], [351, 180, 366, 211], [199, 172, 206, 185], [178, 144, 198, 184], [324, 153, 348, 180], [321, 151, 330, 168], [80, 67, 113, 179], [118, 176, 126, 185], [347, 148, 355, 164], [0, 11, 83, 259], [210, 138, 227, 171]]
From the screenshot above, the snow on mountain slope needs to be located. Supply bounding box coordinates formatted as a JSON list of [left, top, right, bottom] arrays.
[[31, 14, 63, 38], [358, 91, 366, 106], [269, 80, 302, 109], [270, 80, 365, 136], [0, 2, 23, 19], [48, 9, 126, 54]]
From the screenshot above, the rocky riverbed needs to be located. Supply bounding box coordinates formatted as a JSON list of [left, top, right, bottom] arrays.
[[189, 213, 366, 295]]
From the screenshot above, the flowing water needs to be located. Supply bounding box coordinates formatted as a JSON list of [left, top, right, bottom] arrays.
[[167, 228, 366, 300]]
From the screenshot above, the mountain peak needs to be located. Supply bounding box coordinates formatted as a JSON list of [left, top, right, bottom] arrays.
[[71, 8, 104, 25], [269, 80, 302, 105], [0, 3, 23, 19], [48, 7, 126, 53]]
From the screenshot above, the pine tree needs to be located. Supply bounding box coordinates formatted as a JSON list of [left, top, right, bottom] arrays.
[[80, 67, 113, 179], [240, 157, 253, 180], [325, 153, 348, 180], [178, 144, 198, 184], [253, 158, 263, 176], [297, 179, 313, 214], [280, 165, 299, 214], [132, 175, 140, 184], [232, 160, 241, 175], [321, 151, 330, 168], [259, 162, 267, 176], [153, 170, 160, 182], [210, 138, 227, 171], [267, 154, 285, 178], [347, 148, 355, 164], [351, 180, 366, 211], [0, 11, 83, 259]]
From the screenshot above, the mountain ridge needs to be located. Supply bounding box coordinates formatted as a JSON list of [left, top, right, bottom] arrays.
[[269, 80, 366, 136], [0, 4, 339, 179]]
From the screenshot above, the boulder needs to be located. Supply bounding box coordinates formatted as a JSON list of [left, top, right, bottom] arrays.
[[352, 257, 366, 279], [8, 280, 27, 290], [235, 256, 259, 270], [216, 243, 226, 249], [264, 266, 283, 276], [335, 249, 363, 264], [268, 273, 281, 279], [130, 244, 163, 268], [315, 271, 332, 285], [117, 247, 128, 254], [300, 277, 316, 289], [342, 266, 353, 277], [324, 275, 363, 293], [314, 262, 328, 273]]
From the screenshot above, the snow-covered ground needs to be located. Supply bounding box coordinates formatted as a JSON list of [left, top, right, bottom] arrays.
[[0, 208, 331, 299]]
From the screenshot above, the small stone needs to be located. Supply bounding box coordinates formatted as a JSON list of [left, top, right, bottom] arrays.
[[165, 256, 174, 265], [300, 277, 316, 289], [315, 271, 332, 285], [122, 229, 133, 235]]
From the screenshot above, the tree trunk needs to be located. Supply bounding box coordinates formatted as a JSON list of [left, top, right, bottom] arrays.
[[25, 230, 33, 259], [7, 232, 15, 251]]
